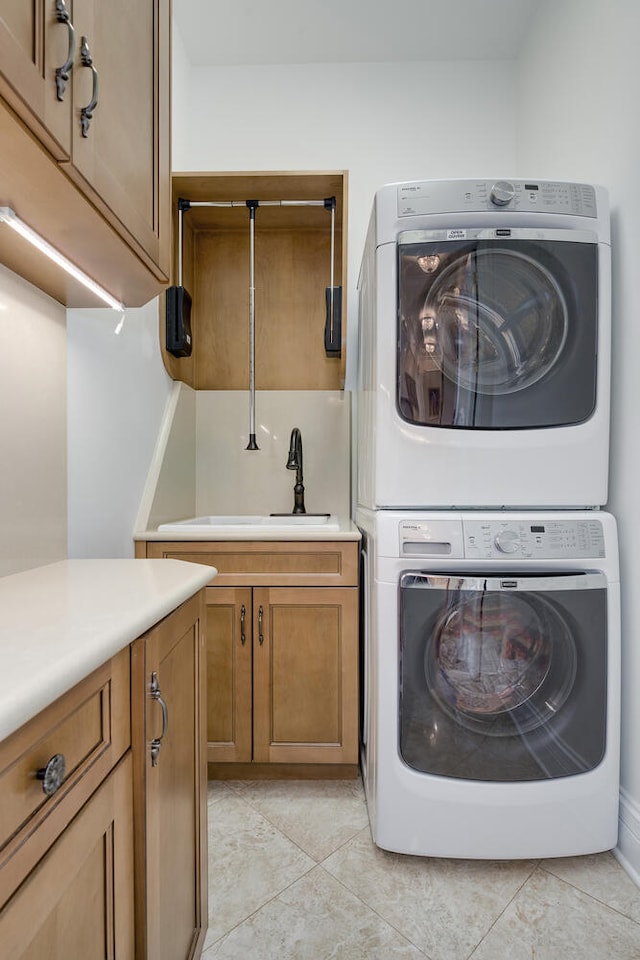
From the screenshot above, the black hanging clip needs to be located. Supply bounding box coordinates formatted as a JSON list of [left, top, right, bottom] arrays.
[[166, 198, 193, 358]]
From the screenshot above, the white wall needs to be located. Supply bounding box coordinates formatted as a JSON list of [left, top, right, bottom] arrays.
[[67, 300, 172, 557], [171, 18, 191, 168], [174, 59, 518, 380], [62, 21, 193, 557], [140, 382, 197, 531], [0, 265, 67, 575], [516, 0, 640, 877], [195, 391, 350, 518], [168, 58, 518, 511]]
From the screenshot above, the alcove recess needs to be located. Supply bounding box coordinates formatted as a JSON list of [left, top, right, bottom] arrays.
[[161, 171, 348, 389]]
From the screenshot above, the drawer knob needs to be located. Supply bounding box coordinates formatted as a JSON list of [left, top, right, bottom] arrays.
[[36, 753, 66, 797]]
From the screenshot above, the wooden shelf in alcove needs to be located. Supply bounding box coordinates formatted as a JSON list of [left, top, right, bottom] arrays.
[[161, 171, 348, 390]]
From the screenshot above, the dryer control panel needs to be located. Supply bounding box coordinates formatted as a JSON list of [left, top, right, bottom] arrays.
[[397, 179, 598, 218], [462, 518, 606, 560]]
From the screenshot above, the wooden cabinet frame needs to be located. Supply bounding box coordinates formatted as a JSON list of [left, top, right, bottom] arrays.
[[145, 539, 358, 587]]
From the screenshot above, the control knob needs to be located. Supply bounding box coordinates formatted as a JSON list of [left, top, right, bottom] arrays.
[[494, 529, 520, 554], [490, 180, 515, 206]]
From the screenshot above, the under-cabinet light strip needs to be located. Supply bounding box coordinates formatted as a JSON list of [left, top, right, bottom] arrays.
[[0, 206, 125, 312]]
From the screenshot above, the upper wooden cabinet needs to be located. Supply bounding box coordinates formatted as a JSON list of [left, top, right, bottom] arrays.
[[162, 171, 348, 390], [0, 0, 73, 159], [0, 0, 170, 307]]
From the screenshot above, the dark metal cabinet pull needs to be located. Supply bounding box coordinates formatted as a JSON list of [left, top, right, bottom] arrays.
[[54, 0, 76, 101], [149, 671, 169, 767], [37, 752, 66, 796], [240, 603, 246, 645], [258, 605, 264, 645], [79, 35, 99, 136]]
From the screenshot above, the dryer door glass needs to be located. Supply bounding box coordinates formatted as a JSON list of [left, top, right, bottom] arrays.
[[397, 231, 598, 429], [421, 249, 567, 395], [399, 572, 608, 782]]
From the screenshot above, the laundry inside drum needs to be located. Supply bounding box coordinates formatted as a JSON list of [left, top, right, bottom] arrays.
[[425, 592, 557, 730]]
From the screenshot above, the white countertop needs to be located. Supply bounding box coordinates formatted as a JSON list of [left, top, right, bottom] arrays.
[[135, 516, 361, 542], [0, 559, 216, 743]]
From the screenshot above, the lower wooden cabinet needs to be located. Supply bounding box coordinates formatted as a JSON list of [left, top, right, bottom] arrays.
[[206, 584, 359, 770], [141, 539, 360, 777], [0, 752, 134, 960], [0, 589, 208, 960], [132, 591, 208, 960]]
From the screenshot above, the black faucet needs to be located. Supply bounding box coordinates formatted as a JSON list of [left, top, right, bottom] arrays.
[[286, 427, 306, 514]]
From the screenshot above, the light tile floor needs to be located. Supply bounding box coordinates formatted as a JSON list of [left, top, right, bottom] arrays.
[[202, 777, 640, 960]]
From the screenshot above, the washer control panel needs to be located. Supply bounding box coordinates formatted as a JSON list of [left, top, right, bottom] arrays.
[[463, 518, 605, 560], [397, 179, 597, 218], [399, 518, 464, 558]]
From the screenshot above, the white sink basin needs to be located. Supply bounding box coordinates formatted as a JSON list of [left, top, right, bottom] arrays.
[[158, 514, 340, 533]]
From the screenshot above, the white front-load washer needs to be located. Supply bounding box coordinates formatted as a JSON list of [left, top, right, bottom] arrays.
[[356, 178, 611, 509], [357, 506, 620, 859]]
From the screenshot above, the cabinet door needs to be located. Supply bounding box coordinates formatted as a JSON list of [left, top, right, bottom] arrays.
[[0, 0, 72, 158], [0, 753, 134, 960], [64, 0, 170, 277], [253, 587, 359, 764], [205, 587, 253, 763], [132, 592, 208, 960]]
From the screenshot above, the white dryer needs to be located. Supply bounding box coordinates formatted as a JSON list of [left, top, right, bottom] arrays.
[[357, 507, 621, 859], [356, 178, 611, 509]]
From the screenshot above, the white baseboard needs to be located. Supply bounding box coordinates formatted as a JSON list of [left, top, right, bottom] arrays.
[[614, 788, 640, 887]]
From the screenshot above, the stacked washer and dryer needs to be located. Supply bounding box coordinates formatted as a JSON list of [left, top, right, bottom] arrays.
[[355, 178, 620, 859]]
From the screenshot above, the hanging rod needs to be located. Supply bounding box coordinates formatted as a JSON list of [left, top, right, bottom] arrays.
[[180, 198, 334, 209]]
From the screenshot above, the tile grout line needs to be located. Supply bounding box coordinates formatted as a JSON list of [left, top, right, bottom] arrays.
[[536, 861, 640, 929], [211, 779, 370, 860], [316, 860, 433, 959], [206, 784, 327, 951], [463, 860, 541, 960], [315, 828, 435, 960], [204, 860, 318, 953], [207, 785, 424, 956]]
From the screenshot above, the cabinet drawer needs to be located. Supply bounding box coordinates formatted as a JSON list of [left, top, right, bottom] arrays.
[[0, 648, 130, 905], [0, 752, 134, 960], [146, 540, 359, 587]]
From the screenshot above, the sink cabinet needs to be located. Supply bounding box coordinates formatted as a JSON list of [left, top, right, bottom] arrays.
[[0, 0, 170, 307], [142, 540, 360, 777], [206, 585, 358, 767]]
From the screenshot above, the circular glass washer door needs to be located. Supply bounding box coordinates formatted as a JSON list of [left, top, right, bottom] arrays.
[[421, 248, 568, 395], [424, 591, 577, 735]]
